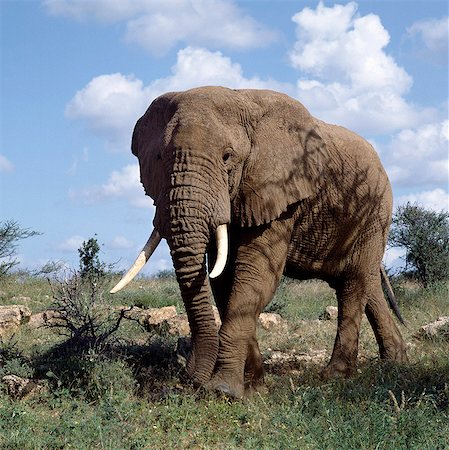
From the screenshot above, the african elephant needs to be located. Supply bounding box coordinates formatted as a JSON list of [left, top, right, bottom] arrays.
[[111, 86, 407, 398]]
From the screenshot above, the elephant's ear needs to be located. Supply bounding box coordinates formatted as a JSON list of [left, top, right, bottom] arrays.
[[132, 92, 178, 201], [233, 93, 327, 227]]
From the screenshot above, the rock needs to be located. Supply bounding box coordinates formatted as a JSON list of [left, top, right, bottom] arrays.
[[28, 310, 63, 329], [139, 306, 178, 325], [258, 312, 288, 331], [121, 305, 222, 337], [320, 306, 338, 320], [264, 349, 327, 368], [2, 375, 43, 399], [166, 314, 191, 336], [0, 305, 32, 338], [415, 316, 449, 340], [116, 305, 178, 325]]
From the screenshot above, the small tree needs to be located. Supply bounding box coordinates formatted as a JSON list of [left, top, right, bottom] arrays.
[[0, 220, 40, 277], [47, 236, 126, 348], [78, 236, 106, 281], [389, 203, 449, 287]]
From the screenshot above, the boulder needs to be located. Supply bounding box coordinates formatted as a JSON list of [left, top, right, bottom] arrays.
[[28, 310, 64, 329], [258, 312, 288, 331], [137, 306, 178, 325], [264, 349, 327, 369], [2, 375, 43, 399], [0, 305, 32, 338], [320, 306, 338, 321], [166, 314, 191, 336], [415, 316, 449, 340]]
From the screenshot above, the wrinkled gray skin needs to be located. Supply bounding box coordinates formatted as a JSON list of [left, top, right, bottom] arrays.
[[131, 86, 407, 397]]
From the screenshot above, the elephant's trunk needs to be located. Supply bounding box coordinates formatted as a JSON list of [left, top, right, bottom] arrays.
[[168, 188, 220, 384]]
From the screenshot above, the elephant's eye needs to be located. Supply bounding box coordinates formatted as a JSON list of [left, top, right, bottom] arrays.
[[222, 148, 234, 164], [156, 153, 162, 160]]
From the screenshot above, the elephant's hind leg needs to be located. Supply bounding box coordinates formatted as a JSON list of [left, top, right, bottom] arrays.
[[365, 283, 408, 362], [321, 276, 368, 379]]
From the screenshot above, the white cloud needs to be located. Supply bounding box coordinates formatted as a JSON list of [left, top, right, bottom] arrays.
[[66, 74, 151, 151], [149, 46, 290, 93], [43, 0, 148, 22], [396, 188, 449, 213], [73, 163, 152, 208], [383, 247, 406, 271], [57, 235, 85, 252], [66, 47, 292, 152], [407, 16, 449, 52], [0, 154, 14, 173], [289, 2, 431, 134], [382, 120, 449, 189], [109, 236, 134, 250], [44, 0, 276, 55]]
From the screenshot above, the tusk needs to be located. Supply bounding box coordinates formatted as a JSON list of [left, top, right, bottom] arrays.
[[110, 229, 162, 294], [209, 224, 228, 279]]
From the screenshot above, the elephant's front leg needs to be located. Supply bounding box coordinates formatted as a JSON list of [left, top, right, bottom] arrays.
[[207, 222, 292, 398]]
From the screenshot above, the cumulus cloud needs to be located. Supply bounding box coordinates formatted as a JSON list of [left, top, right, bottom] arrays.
[[396, 188, 449, 213], [149, 46, 290, 93], [0, 154, 14, 173], [72, 163, 151, 208], [407, 16, 449, 64], [44, 0, 276, 55], [65, 74, 151, 151], [66, 47, 291, 151], [289, 2, 432, 134], [382, 120, 449, 189], [57, 235, 85, 252], [109, 236, 135, 250]]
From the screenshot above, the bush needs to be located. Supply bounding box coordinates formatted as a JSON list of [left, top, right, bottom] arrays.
[[0, 220, 40, 277], [78, 236, 106, 281], [0, 338, 34, 379], [46, 236, 126, 349], [389, 203, 449, 287]]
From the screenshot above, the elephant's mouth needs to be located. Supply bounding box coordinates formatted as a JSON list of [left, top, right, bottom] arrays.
[[109, 223, 228, 294]]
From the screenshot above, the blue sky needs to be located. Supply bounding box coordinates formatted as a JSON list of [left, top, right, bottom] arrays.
[[1, 0, 448, 276]]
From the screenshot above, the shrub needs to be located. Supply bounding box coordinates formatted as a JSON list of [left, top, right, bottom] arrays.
[[46, 236, 126, 349], [0, 220, 40, 277], [0, 337, 34, 379], [78, 236, 106, 281], [389, 203, 449, 287]]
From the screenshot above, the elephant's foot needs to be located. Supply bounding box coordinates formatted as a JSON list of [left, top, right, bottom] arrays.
[[204, 372, 245, 399], [321, 358, 355, 380], [180, 337, 218, 387], [244, 338, 265, 390], [380, 344, 408, 363]]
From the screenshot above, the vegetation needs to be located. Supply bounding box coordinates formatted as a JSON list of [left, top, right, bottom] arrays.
[[389, 203, 449, 287], [0, 231, 448, 448], [42, 237, 125, 350], [1, 272, 448, 448], [0, 220, 40, 277], [78, 236, 106, 281]]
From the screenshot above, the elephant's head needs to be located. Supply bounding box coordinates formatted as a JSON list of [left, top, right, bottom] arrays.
[[111, 86, 326, 383]]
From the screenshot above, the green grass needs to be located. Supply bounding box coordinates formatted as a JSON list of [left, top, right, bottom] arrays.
[[1, 275, 448, 449]]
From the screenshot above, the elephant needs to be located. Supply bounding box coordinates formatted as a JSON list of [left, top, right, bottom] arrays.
[[111, 86, 407, 398]]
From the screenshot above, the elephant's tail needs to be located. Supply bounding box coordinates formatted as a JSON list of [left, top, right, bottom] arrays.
[[380, 266, 406, 325]]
